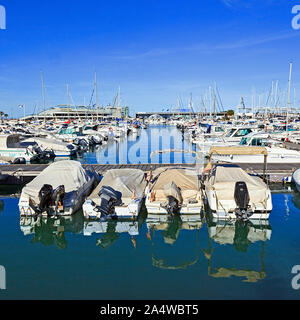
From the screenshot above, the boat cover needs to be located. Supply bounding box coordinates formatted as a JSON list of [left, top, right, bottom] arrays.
[[207, 165, 268, 204], [152, 168, 199, 201], [163, 181, 183, 204], [88, 169, 146, 204], [22, 160, 91, 202]]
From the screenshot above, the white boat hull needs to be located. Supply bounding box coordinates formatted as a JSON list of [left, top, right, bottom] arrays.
[[82, 198, 143, 219]]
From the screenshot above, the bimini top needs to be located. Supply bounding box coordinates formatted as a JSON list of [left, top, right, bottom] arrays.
[[209, 146, 268, 157]]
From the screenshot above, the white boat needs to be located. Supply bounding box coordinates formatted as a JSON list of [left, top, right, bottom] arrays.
[[196, 126, 255, 155], [22, 137, 77, 157], [19, 160, 98, 217], [203, 147, 272, 221], [145, 150, 202, 217], [292, 168, 300, 192], [212, 132, 300, 163], [83, 168, 147, 219], [0, 134, 36, 162]]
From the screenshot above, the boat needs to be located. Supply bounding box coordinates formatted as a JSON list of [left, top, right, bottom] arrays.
[[145, 150, 202, 217], [0, 134, 37, 163], [19, 160, 98, 217], [82, 168, 147, 219], [22, 137, 77, 157], [195, 126, 255, 155], [203, 146, 272, 221], [292, 168, 300, 192], [213, 132, 300, 163]]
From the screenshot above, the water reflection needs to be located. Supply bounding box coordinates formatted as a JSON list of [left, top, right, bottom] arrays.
[[204, 219, 272, 282], [20, 212, 84, 249], [146, 215, 203, 270], [292, 191, 300, 210], [19, 203, 273, 283]]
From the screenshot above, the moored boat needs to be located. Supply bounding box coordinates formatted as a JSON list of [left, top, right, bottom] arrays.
[[83, 168, 147, 219], [19, 160, 98, 217], [203, 146, 272, 221]]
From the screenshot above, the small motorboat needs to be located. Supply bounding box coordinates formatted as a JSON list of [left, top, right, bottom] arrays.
[[145, 168, 202, 216], [82, 169, 147, 219], [203, 146, 272, 221], [19, 160, 98, 217], [145, 149, 203, 217]]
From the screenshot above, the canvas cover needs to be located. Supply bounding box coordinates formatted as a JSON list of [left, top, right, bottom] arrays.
[[209, 146, 268, 157], [207, 164, 268, 204], [22, 160, 91, 202], [163, 181, 183, 204], [89, 169, 146, 204], [152, 168, 199, 201]]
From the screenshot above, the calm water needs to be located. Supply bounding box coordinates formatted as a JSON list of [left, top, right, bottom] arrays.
[[0, 126, 300, 300]]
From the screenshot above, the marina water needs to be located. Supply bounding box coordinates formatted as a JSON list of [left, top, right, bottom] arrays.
[[0, 126, 300, 299]]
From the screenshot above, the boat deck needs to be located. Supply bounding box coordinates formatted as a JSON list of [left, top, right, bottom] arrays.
[[0, 162, 298, 184]]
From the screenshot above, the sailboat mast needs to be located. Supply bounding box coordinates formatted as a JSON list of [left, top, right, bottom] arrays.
[[95, 71, 98, 122], [67, 83, 70, 121], [287, 62, 293, 134], [41, 71, 46, 126]]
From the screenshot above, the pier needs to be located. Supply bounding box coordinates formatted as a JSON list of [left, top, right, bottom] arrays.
[[0, 162, 298, 185]]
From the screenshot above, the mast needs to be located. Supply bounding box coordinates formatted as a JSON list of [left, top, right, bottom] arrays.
[[95, 71, 98, 122], [41, 71, 46, 126], [287, 62, 293, 134], [67, 84, 70, 121]]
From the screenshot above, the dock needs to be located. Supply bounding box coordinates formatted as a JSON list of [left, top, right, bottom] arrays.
[[0, 162, 298, 185]]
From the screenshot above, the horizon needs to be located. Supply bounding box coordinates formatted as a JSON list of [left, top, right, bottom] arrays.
[[0, 0, 300, 117]]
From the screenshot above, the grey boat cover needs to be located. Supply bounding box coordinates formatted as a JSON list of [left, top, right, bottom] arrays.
[[22, 160, 91, 202], [88, 169, 146, 205]]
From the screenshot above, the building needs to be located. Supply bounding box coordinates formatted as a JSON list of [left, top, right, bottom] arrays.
[[23, 104, 129, 121]]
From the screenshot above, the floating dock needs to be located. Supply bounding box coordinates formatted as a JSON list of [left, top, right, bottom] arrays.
[[0, 162, 298, 185]]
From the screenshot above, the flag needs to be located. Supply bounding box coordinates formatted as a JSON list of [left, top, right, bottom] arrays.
[[202, 161, 212, 173]]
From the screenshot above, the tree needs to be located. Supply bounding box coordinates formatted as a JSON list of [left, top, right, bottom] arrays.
[[226, 110, 234, 117]]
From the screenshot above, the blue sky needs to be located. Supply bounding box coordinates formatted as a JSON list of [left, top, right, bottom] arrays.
[[0, 0, 299, 117]]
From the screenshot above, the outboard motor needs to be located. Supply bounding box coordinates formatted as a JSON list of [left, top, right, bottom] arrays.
[[79, 139, 88, 149], [96, 186, 122, 218], [12, 157, 26, 164], [52, 185, 65, 213], [38, 184, 53, 213], [234, 181, 250, 222], [162, 196, 180, 217], [73, 138, 80, 146]]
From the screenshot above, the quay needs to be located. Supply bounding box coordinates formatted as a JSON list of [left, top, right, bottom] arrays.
[[0, 162, 298, 185]]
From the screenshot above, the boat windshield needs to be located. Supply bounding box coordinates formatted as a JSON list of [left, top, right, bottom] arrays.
[[225, 129, 235, 137], [233, 128, 252, 137], [239, 137, 251, 145], [215, 127, 224, 132], [250, 138, 272, 147]]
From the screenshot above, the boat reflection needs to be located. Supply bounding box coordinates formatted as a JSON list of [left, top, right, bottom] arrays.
[[0, 200, 3, 214], [83, 208, 147, 249], [146, 214, 203, 270], [20, 212, 84, 249], [292, 191, 300, 211], [204, 219, 272, 282]]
